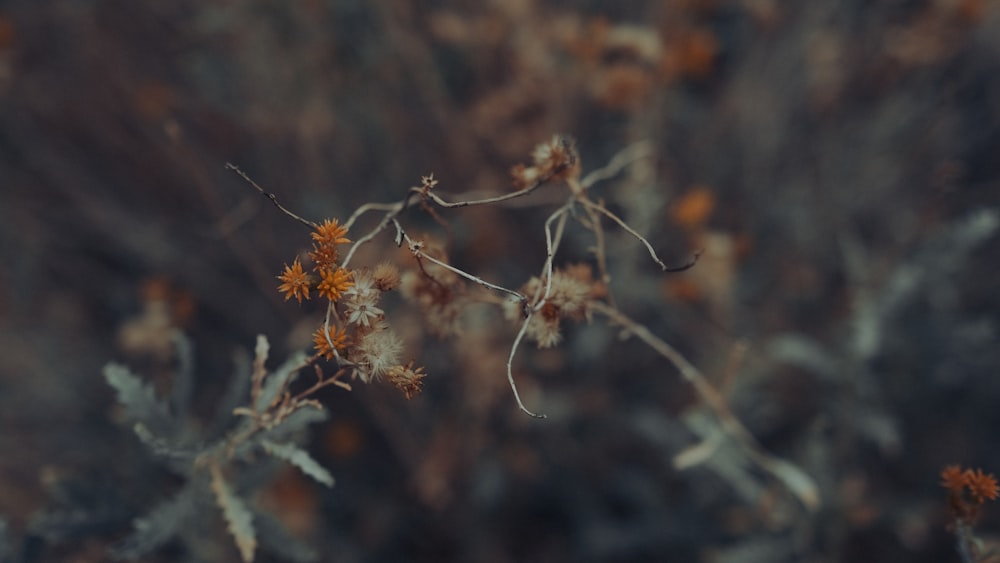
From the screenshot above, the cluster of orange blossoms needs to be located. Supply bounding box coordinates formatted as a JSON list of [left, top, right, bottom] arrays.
[[276, 218, 427, 397], [277, 219, 355, 359], [941, 464, 999, 523], [277, 219, 353, 301]]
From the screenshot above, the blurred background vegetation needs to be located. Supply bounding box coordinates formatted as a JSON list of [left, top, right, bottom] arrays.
[[1, 1, 999, 561]]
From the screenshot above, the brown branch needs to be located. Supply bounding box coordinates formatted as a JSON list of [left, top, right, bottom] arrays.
[[225, 163, 318, 229]]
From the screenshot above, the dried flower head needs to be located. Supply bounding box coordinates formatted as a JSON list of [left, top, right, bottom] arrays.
[[317, 267, 353, 302], [311, 218, 351, 246], [418, 173, 439, 192], [372, 262, 401, 291], [352, 327, 403, 382], [343, 270, 384, 327], [532, 135, 575, 174], [941, 464, 999, 524], [277, 258, 311, 303], [510, 163, 542, 191], [527, 314, 563, 349], [313, 325, 349, 360], [309, 242, 340, 272], [386, 361, 427, 399], [511, 265, 604, 348], [941, 464, 967, 493], [510, 135, 579, 190], [545, 268, 593, 320], [968, 469, 1000, 502]]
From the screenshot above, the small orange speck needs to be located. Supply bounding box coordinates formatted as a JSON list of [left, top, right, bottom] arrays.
[[325, 421, 363, 459], [258, 468, 319, 537], [957, 0, 986, 24], [134, 81, 175, 120], [671, 186, 716, 229], [664, 276, 703, 303], [676, 28, 719, 79], [0, 17, 15, 51], [140, 277, 172, 302]]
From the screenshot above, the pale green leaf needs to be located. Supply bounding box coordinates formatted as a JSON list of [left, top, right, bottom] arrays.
[[261, 440, 334, 487], [210, 464, 257, 562]]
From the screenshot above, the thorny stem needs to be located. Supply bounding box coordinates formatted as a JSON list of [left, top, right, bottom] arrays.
[[225, 163, 318, 230]]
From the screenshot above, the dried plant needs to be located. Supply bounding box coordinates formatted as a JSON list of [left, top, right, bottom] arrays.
[[104, 135, 820, 561], [231, 135, 818, 507]]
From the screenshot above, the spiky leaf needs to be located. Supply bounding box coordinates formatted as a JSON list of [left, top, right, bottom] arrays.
[[261, 440, 334, 487], [104, 363, 172, 435], [210, 464, 256, 562]]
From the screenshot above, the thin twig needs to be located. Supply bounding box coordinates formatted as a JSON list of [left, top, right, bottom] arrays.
[[580, 140, 655, 189], [418, 176, 549, 208], [321, 301, 344, 365], [538, 202, 572, 305], [342, 207, 403, 269], [343, 200, 407, 232], [578, 198, 670, 271], [291, 368, 350, 403], [506, 312, 546, 418], [402, 233, 525, 301], [578, 198, 700, 272], [225, 163, 318, 229], [580, 197, 612, 287]]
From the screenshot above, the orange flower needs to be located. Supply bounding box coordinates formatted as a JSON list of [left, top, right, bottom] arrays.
[[311, 219, 351, 246], [941, 465, 968, 493], [941, 465, 1000, 502], [968, 469, 999, 502], [386, 361, 427, 400], [308, 243, 340, 272], [313, 325, 349, 360], [317, 267, 353, 302], [277, 258, 310, 303]]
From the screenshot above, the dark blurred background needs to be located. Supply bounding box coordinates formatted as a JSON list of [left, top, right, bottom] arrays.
[[1, 1, 1000, 561]]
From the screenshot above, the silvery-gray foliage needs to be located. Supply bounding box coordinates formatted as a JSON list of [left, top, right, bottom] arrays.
[[104, 334, 331, 562]]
